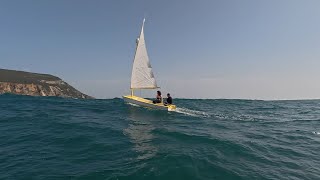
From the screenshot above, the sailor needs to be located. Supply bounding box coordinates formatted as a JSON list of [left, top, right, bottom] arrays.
[[165, 93, 173, 105], [153, 91, 162, 104]]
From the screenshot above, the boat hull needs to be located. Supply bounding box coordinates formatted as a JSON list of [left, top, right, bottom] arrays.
[[123, 95, 176, 111]]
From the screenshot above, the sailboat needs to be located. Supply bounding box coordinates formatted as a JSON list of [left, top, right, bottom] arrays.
[[123, 18, 176, 111]]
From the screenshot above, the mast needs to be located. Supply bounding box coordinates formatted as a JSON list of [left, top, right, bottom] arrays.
[[130, 20, 144, 97]]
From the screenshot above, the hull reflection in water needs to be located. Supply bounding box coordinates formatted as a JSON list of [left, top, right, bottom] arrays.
[[123, 106, 158, 160]]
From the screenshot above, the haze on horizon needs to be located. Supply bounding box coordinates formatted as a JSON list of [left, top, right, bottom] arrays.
[[1, 0, 320, 100]]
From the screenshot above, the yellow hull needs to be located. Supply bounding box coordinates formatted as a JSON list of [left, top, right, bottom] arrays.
[[123, 95, 176, 111]]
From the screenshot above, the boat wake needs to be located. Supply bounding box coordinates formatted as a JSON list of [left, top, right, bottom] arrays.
[[126, 101, 209, 117], [174, 107, 210, 117]]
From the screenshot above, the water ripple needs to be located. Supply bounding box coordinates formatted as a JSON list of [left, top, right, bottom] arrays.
[[0, 94, 320, 179]]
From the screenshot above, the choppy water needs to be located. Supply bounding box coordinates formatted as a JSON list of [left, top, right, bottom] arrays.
[[1, 94, 320, 179]]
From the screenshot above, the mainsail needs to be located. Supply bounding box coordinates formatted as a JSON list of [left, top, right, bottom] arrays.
[[130, 18, 158, 89]]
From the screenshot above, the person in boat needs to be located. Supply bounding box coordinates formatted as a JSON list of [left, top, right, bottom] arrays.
[[164, 93, 173, 105], [153, 91, 162, 104]]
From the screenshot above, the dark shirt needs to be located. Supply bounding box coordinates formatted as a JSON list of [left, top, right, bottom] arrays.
[[166, 97, 173, 104]]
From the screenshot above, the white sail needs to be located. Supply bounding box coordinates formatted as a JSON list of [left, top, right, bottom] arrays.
[[130, 18, 158, 89]]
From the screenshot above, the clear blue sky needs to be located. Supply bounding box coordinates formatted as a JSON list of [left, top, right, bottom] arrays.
[[1, 0, 320, 99]]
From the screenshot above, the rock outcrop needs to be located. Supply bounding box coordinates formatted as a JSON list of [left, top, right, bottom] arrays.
[[0, 69, 93, 99]]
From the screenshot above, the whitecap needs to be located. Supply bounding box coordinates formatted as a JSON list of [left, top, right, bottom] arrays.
[[175, 107, 210, 117], [127, 103, 141, 107]]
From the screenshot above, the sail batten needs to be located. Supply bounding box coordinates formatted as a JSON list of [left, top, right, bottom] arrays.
[[130, 18, 158, 89]]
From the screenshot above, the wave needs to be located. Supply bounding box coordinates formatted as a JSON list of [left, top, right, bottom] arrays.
[[127, 102, 141, 107], [174, 107, 210, 117], [2, 95, 320, 179]]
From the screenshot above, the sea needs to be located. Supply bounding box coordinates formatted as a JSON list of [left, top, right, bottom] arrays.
[[1, 94, 319, 180]]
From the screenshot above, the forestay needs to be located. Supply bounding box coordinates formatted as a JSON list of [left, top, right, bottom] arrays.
[[130, 19, 158, 89]]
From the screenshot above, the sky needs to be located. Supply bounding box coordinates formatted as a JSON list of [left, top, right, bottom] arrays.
[[1, 0, 320, 99]]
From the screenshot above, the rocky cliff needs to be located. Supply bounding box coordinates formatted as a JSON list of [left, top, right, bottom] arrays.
[[0, 69, 93, 99]]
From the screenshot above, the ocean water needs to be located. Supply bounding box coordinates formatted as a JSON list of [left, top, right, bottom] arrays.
[[1, 94, 320, 180]]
